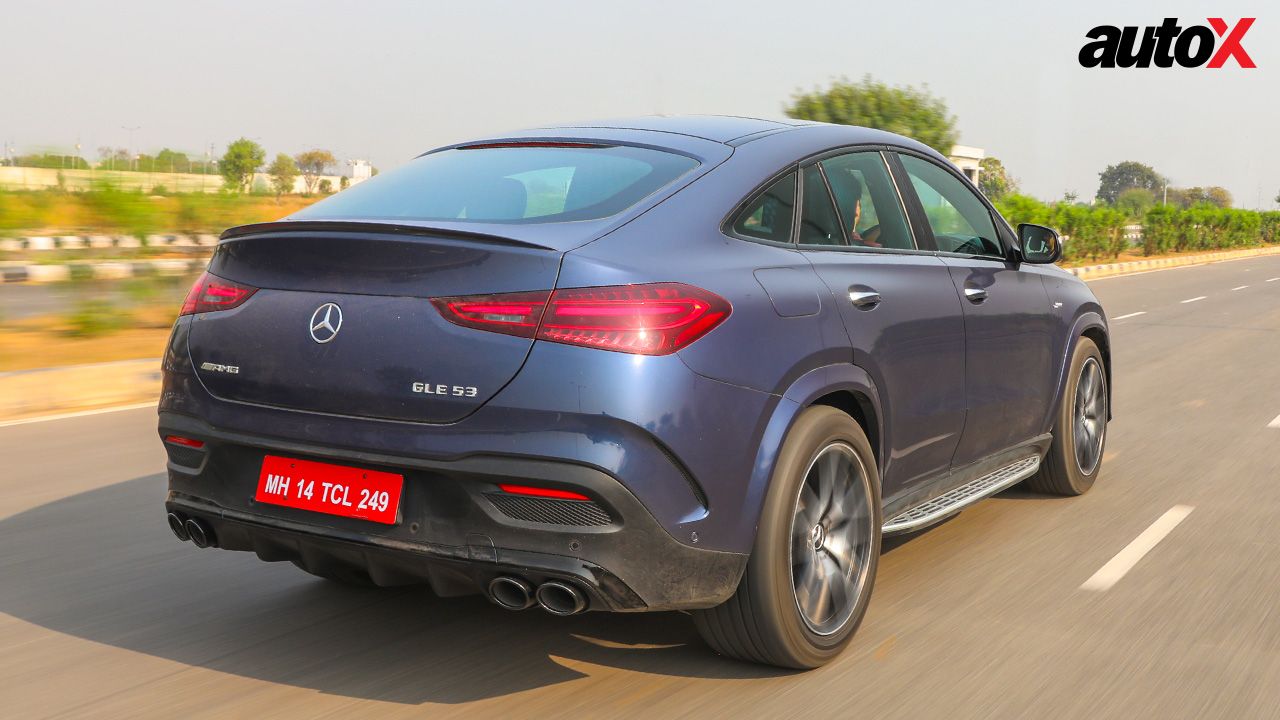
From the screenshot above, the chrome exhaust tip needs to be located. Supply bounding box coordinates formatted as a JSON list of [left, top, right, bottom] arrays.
[[535, 581, 587, 616], [167, 512, 190, 542], [488, 576, 535, 610], [184, 518, 215, 549]]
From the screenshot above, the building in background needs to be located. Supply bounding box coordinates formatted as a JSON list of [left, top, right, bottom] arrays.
[[948, 145, 985, 183]]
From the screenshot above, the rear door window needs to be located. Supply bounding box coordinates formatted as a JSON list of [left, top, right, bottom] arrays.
[[820, 152, 915, 251], [291, 144, 699, 224], [799, 166, 844, 246]]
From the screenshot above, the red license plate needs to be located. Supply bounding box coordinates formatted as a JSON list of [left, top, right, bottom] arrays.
[[255, 455, 403, 524]]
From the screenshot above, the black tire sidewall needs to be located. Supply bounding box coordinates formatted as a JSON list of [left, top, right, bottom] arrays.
[[1051, 338, 1107, 493]]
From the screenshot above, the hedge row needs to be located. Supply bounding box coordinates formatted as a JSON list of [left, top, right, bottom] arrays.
[[994, 194, 1280, 261], [0, 188, 321, 238]]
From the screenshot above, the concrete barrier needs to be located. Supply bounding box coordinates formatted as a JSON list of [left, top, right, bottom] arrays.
[[0, 359, 161, 421], [0, 257, 209, 283]]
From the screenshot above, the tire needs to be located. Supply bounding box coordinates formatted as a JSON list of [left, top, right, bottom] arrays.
[[1025, 337, 1108, 496], [694, 406, 881, 669], [290, 560, 377, 586]]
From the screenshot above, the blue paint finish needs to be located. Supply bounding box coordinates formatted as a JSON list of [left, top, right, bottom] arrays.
[[754, 267, 822, 317], [160, 117, 1109, 602]]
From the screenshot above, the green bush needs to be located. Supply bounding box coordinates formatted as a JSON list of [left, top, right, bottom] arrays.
[[996, 195, 1277, 261], [995, 196, 1127, 261], [63, 299, 130, 337]]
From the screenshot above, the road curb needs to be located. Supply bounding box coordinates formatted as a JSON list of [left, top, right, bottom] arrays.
[[1069, 246, 1280, 280], [0, 358, 162, 421]]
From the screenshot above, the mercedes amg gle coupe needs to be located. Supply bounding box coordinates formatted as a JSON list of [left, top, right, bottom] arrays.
[[159, 116, 1110, 668]]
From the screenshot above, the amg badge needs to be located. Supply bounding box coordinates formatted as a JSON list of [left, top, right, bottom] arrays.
[[200, 362, 240, 374]]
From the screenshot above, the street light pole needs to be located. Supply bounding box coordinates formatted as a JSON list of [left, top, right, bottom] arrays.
[[121, 125, 140, 173]]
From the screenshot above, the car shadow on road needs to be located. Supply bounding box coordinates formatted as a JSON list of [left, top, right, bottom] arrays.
[[0, 474, 790, 705]]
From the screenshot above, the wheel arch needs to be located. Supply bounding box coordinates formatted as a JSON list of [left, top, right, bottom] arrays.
[[1080, 324, 1113, 420], [1045, 311, 1112, 433]]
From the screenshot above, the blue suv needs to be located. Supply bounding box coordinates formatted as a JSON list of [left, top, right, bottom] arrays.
[[159, 116, 1110, 668]]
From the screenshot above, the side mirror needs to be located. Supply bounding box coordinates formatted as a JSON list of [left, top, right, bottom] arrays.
[[1018, 224, 1062, 264]]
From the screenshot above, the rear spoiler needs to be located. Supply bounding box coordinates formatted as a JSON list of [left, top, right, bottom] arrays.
[[220, 220, 557, 251]]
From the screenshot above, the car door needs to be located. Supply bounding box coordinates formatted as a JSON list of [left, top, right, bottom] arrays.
[[892, 152, 1056, 470], [797, 150, 967, 496]]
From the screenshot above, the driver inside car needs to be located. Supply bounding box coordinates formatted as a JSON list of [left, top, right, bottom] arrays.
[[827, 169, 882, 248]]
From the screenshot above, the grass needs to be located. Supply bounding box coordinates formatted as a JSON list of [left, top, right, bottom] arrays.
[[0, 274, 192, 371], [0, 312, 173, 371]]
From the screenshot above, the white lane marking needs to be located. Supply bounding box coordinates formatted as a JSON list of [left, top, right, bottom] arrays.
[[1268, 278, 1280, 282], [1181, 296, 1207, 304], [1232, 285, 1249, 291], [0, 401, 158, 428], [1268, 414, 1280, 429], [1112, 311, 1147, 320], [1081, 505, 1195, 592]]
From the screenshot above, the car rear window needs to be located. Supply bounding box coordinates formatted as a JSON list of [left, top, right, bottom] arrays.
[[291, 144, 699, 224]]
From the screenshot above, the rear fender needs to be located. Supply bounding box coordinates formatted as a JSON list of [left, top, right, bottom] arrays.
[[738, 364, 884, 541]]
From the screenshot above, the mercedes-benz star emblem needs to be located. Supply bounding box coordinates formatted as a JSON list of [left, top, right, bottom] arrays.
[[309, 303, 343, 344]]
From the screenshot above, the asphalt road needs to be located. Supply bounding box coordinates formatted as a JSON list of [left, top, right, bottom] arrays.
[[3, 257, 1280, 719]]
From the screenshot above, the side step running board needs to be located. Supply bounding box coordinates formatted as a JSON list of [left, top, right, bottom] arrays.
[[882, 456, 1041, 535]]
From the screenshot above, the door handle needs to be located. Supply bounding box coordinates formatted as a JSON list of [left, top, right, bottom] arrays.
[[848, 289, 882, 309], [963, 286, 988, 303]]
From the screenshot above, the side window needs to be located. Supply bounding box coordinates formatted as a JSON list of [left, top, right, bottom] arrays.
[[898, 154, 1003, 258], [730, 172, 796, 244], [821, 152, 915, 251], [799, 166, 844, 246]]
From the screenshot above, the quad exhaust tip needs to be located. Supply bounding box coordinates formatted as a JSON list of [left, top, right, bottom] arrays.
[[488, 576, 535, 610], [184, 518, 215, 549], [535, 581, 587, 616], [167, 512, 190, 542]]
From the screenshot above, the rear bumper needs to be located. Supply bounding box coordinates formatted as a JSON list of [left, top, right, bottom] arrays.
[[160, 411, 747, 611]]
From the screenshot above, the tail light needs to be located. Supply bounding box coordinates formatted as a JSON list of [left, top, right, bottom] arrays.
[[431, 283, 731, 355], [180, 272, 257, 316]]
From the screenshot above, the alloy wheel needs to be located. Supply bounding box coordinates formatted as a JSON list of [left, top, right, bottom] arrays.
[[1074, 357, 1107, 475], [789, 442, 875, 636]]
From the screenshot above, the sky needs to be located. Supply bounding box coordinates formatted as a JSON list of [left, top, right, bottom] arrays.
[[5, 0, 1278, 207]]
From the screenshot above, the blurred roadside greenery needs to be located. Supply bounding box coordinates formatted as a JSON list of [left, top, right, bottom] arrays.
[[995, 194, 1280, 262], [0, 186, 321, 238]]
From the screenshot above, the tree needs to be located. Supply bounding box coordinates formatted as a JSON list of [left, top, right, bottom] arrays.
[[977, 157, 1017, 200], [784, 75, 958, 153], [295, 149, 336, 194], [1115, 187, 1155, 218], [1096, 161, 1164, 204], [97, 146, 129, 171], [339, 175, 350, 191], [154, 148, 190, 174], [219, 138, 265, 193], [1166, 186, 1233, 209], [267, 153, 299, 197], [318, 178, 334, 194]]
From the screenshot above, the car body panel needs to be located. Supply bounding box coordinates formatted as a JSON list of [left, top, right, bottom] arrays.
[[159, 116, 1110, 611], [940, 256, 1058, 468], [802, 250, 968, 494]]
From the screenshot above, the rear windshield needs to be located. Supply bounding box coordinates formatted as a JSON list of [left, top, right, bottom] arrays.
[[291, 144, 699, 224]]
